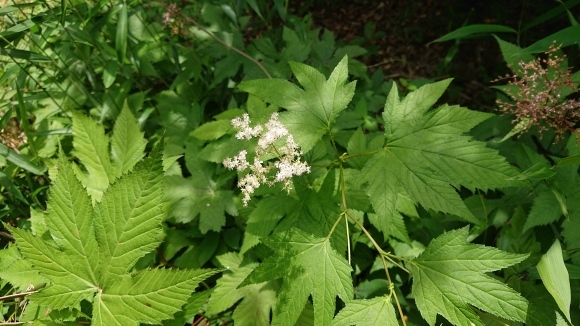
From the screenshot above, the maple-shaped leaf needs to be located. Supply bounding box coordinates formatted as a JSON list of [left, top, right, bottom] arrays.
[[409, 227, 530, 326], [332, 296, 398, 326], [8, 147, 217, 325], [237, 55, 356, 153], [361, 80, 521, 228], [72, 106, 146, 202], [242, 228, 353, 326]]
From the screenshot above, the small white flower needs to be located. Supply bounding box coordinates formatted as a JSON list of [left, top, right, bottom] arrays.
[[223, 112, 311, 206]]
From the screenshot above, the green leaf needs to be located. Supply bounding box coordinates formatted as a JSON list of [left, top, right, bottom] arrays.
[[243, 228, 353, 326], [332, 296, 399, 326], [523, 25, 580, 54], [430, 24, 517, 43], [366, 82, 521, 223], [190, 120, 232, 141], [0, 143, 44, 175], [9, 148, 217, 325], [207, 253, 276, 326], [360, 151, 410, 242], [0, 245, 46, 291], [238, 56, 356, 152], [72, 111, 114, 202], [537, 240, 571, 322], [93, 269, 215, 325], [116, 2, 128, 63], [0, 48, 50, 62], [110, 106, 147, 179], [409, 227, 530, 326], [103, 60, 118, 88], [523, 185, 563, 231], [494, 36, 536, 76]]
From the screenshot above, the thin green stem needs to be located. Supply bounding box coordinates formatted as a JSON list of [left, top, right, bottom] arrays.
[[346, 210, 407, 326]]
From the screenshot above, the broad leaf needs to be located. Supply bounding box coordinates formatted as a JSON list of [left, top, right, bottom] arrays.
[[242, 228, 353, 326], [238, 56, 356, 152], [9, 147, 217, 325], [409, 227, 530, 326], [362, 81, 521, 226], [332, 296, 399, 326], [537, 240, 571, 323]]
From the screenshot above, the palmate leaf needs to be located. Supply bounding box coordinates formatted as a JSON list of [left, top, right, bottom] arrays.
[[362, 80, 521, 230], [238, 56, 356, 153], [9, 146, 217, 325], [242, 228, 353, 326], [409, 227, 530, 326]]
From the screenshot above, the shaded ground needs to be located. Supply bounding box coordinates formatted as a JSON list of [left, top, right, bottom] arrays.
[[290, 0, 574, 110]]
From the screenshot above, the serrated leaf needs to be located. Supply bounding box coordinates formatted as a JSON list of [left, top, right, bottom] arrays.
[[360, 150, 410, 242], [242, 228, 353, 326], [0, 245, 46, 291], [363, 83, 521, 224], [10, 147, 216, 325], [523, 185, 563, 231], [94, 149, 165, 280], [93, 269, 216, 326], [238, 56, 356, 152], [332, 296, 398, 326], [409, 227, 530, 326], [207, 253, 260, 314], [537, 240, 571, 323], [111, 106, 147, 179], [72, 111, 114, 202]]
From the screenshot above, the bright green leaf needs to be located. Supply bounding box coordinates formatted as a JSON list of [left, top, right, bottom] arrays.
[[72, 111, 114, 202], [537, 240, 571, 322], [190, 120, 232, 141], [332, 296, 398, 326], [111, 106, 147, 179], [364, 82, 521, 224], [10, 148, 217, 325], [116, 2, 128, 63], [409, 227, 530, 326], [242, 228, 353, 326], [431, 24, 517, 43]]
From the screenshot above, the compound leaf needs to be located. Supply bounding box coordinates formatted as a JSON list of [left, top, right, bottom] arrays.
[[9, 146, 216, 325], [242, 228, 353, 326], [332, 296, 398, 326], [409, 227, 530, 326]]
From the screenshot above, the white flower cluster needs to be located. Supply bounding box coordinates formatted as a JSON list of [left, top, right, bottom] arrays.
[[223, 113, 311, 206]]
